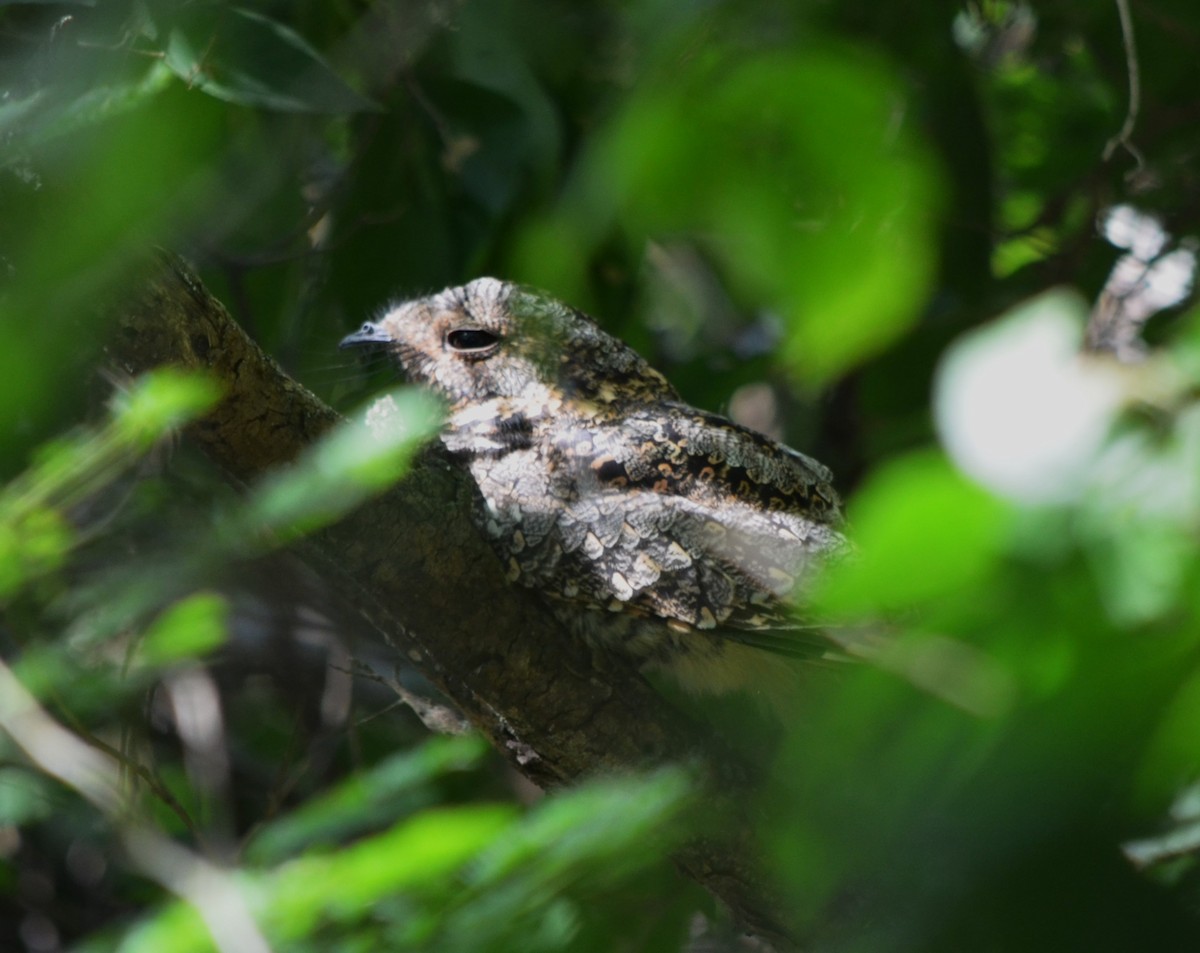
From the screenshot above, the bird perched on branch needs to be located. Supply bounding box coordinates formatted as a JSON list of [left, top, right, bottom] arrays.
[[340, 279, 849, 702]]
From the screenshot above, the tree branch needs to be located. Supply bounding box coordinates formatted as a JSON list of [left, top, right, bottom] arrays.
[[101, 250, 799, 949]]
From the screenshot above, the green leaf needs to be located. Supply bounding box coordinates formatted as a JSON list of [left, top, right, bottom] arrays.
[[441, 769, 692, 951], [0, 63, 176, 160], [817, 451, 1011, 615], [466, 768, 691, 888], [112, 896, 212, 953], [0, 768, 55, 826], [136, 592, 229, 668], [265, 805, 517, 935], [111, 370, 223, 450], [0, 369, 217, 599], [163, 6, 378, 114], [247, 388, 439, 540], [247, 735, 489, 864], [1136, 667, 1200, 812], [0, 506, 72, 601], [522, 43, 940, 384]]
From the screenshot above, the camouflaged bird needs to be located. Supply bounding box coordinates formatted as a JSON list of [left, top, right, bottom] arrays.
[[340, 278, 849, 698]]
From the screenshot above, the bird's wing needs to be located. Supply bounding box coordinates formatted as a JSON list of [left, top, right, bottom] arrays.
[[537, 482, 848, 658], [576, 403, 842, 526], [528, 403, 849, 658]]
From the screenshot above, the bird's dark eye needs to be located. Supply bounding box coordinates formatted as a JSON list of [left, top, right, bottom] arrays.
[[446, 328, 500, 353]]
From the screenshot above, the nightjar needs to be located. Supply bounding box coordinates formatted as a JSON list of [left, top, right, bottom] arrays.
[[340, 279, 849, 699]]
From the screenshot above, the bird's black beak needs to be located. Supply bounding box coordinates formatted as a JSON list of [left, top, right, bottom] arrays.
[[339, 322, 393, 350]]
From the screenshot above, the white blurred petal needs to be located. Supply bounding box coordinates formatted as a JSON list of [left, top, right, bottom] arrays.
[[1103, 203, 1167, 260], [935, 290, 1126, 503], [1141, 247, 1197, 312], [1107, 247, 1196, 324]]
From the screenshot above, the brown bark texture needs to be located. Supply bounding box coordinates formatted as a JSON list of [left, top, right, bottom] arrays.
[[102, 250, 800, 949]]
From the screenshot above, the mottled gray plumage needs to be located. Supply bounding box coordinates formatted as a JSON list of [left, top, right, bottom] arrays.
[[340, 278, 849, 697]]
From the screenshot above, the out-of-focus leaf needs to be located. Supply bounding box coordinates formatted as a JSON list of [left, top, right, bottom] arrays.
[[111, 770, 691, 952], [0, 63, 176, 160], [110, 897, 213, 953], [246, 388, 439, 539], [135, 592, 228, 668], [0, 89, 44, 140], [163, 6, 377, 114], [436, 768, 693, 953], [1083, 517, 1193, 627], [265, 804, 516, 935], [1167, 305, 1200, 383], [111, 370, 223, 450], [870, 630, 1018, 718], [465, 767, 691, 887], [0, 768, 55, 826], [116, 805, 513, 953], [1136, 668, 1200, 815], [816, 450, 1011, 616], [1071, 401, 1200, 626], [0, 369, 219, 599], [0, 506, 72, 600], [517, 44, 940, 384], [993, 227, 1059, 277], [246, 734, 489, 864], [0, 81, 227, 470], [3, 369, 219, 515], [438, 2, 562, 213]]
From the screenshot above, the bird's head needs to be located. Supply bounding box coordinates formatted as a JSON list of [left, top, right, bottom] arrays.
[[339, 278, 675, 407]]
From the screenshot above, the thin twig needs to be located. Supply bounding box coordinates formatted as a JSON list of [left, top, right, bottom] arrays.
[[1103, 0, 1145, 172], [74, 721, 201, 838], [345, 660, 473, 735]]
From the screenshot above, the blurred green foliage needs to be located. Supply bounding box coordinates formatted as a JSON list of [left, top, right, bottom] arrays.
[[2, 0, 1200, 951]]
